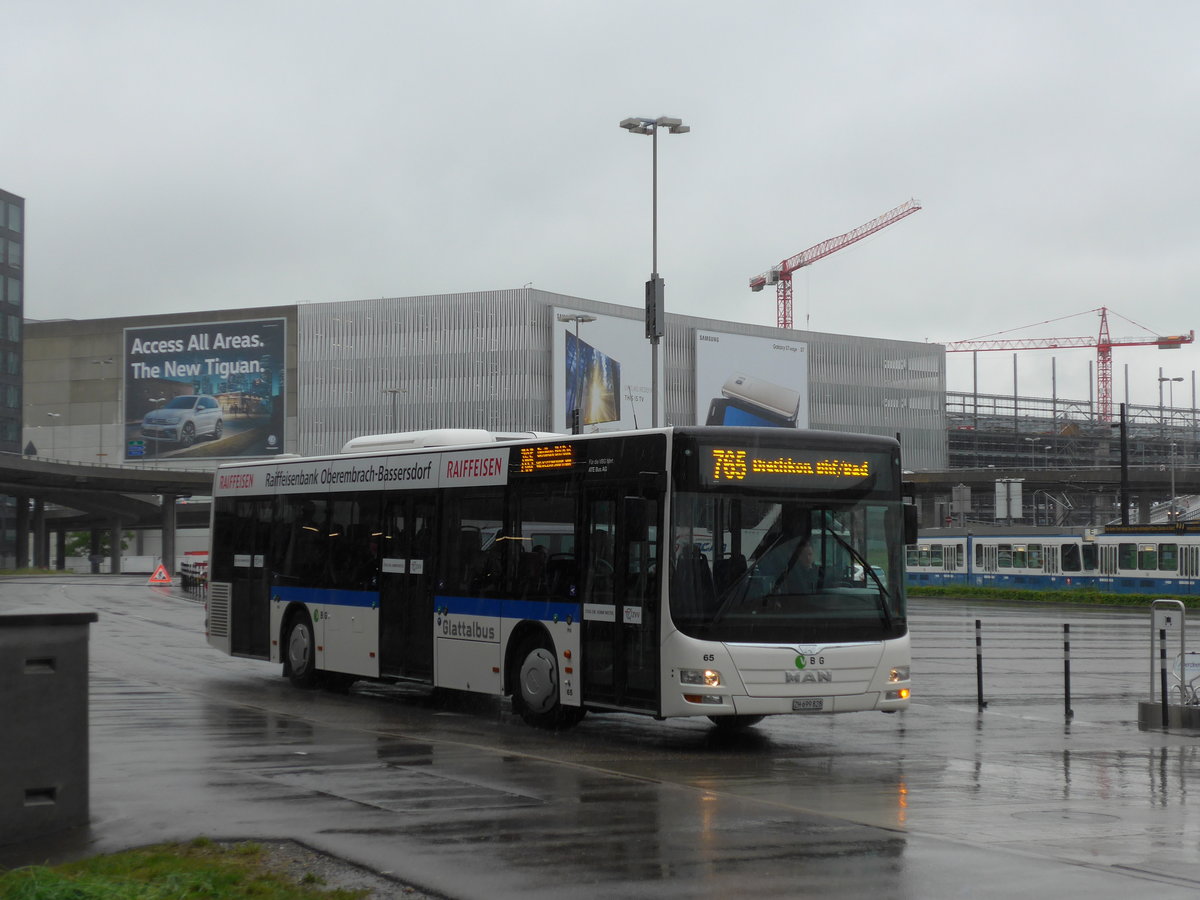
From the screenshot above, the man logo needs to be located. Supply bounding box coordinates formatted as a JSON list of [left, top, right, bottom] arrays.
[[785, 670, 833, 684]]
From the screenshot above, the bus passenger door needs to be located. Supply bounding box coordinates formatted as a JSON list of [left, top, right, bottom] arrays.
[[379, 494, 436, 680], [214, 496, 273, 658], [581, 490, 660, 712]]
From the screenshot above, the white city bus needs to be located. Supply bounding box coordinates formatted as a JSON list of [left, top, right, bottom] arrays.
[[206, 426, 914, 730]]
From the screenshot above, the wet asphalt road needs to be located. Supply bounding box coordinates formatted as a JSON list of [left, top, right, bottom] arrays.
[[2, 578, 1199, 898]]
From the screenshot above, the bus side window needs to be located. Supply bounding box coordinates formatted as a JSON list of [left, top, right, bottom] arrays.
[[279, 498, 328, 585], [513, 484, 575, 601], [439, 488, 505, 596]]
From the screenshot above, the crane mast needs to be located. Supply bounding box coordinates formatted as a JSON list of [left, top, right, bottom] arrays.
[[750, 199, 922, 329]]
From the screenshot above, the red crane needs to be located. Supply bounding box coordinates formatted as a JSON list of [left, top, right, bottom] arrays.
[[945, 306, 1194, 422], [750, 199, 922, 329]]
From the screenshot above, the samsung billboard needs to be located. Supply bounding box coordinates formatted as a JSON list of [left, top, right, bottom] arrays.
[[695, 330, 809, 429], [122, 318, 286, 460]]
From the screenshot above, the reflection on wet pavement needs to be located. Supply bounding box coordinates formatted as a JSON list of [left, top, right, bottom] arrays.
[[2, 582, 1200, 897]]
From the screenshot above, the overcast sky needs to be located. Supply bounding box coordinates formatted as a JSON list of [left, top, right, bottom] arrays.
[[6, 1, 1200, 408]]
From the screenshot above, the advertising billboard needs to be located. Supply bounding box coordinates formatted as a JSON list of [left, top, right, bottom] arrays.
[[552, 309, 650, 432], [695, 331, 809, 429], [565, 330, 622, 426], [123, 318, 286, 460]]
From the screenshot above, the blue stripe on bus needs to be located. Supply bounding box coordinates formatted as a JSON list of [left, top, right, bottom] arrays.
[[273, 586, 379, 608], [271, 586, 583, 620], [437, 595, 581, 622]]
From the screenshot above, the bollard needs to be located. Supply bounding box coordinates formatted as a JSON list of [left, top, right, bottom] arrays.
[[1063, 624, 1074, 719], [1160, 628, 1169, 729], [975, 619, 987, 710]]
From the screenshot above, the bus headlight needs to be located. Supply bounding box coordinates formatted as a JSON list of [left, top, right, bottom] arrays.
[[680, 668, 722, 687], [885, 688, 911, 701], [889, 666, 910, 683]]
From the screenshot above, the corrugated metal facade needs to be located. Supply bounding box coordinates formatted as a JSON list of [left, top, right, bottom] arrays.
[[298, 288, 946, 468]]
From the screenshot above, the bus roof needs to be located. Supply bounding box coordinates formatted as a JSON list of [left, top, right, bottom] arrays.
[[339, 429, 564, 454]]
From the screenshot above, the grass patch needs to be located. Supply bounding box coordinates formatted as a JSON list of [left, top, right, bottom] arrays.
[[0, 838, 367, 900], [909, 584, 1200, 608]]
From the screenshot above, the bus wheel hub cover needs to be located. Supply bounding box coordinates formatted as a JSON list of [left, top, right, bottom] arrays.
[[520, 648, 558, 713]]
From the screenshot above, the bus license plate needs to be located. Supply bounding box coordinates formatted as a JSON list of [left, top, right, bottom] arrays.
[[793, 698, 824, 711]]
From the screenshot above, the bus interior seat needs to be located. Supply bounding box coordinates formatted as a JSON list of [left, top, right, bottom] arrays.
[[457, 528, 483, 591], [673, 543, 716, 618], [545, 553, 577, 599], [713, 553, 747, 592]]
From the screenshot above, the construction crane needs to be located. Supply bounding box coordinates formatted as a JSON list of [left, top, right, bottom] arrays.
[[750, 199, 922, 329], [945, 306, 1194, 422]]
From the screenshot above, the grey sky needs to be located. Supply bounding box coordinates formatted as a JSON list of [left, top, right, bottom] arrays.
[[6, 1, 1200, 407]]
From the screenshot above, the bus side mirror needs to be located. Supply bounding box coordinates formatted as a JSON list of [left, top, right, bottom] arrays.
[[903, 505, 919, 546]]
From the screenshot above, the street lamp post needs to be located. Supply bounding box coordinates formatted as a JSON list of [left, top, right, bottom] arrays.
[[92, 358, 113, 462], [619, 115, 689, 428], [383, 388, 406, 432], [556, 313, 596, 434], [46, 412, 60, 457], [1159, 371, 1183, 437], [1169, 441, 1178, 520]]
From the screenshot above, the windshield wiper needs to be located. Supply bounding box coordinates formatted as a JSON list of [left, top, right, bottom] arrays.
[[821, 529, 894, 628]]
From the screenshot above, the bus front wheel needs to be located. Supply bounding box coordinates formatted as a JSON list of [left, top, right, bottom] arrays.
[[284, 610, 319, 689], [510, 635, 584, 730]]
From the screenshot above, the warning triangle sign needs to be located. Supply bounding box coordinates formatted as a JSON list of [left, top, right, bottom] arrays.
[[147, 564, 173, 586]]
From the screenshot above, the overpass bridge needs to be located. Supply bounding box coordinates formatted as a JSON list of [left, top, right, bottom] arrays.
[[906, 462, 1200, 528], [0, 452, 213, 572], [5, 449, 1198, 571]]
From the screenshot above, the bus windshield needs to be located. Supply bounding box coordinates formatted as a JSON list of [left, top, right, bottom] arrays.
[[670, 492, 906, 644]]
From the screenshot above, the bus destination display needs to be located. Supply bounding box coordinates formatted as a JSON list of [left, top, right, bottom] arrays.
[[517, 443, 574, 474], [702, 445, 889, 489]]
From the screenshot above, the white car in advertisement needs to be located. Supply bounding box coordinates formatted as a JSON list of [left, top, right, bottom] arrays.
[[141, 395, 224, 447]]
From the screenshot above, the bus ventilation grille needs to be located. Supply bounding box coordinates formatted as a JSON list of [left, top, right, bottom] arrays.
[[207, 583, 231, 637]]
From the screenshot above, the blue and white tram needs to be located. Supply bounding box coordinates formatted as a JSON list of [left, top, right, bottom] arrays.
[[906, 525, 1200, 595]]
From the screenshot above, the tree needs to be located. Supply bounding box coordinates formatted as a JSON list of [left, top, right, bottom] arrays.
[[65, 530, 133, 558]]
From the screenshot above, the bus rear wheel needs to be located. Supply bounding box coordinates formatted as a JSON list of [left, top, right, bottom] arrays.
[[510, 635, 584, 730], [284, 610, 319, 688]]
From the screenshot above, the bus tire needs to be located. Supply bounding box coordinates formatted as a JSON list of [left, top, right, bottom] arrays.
[[284, 609, 320, 689], [708, 714, 765, 731], [510, 634, 584, 730]]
